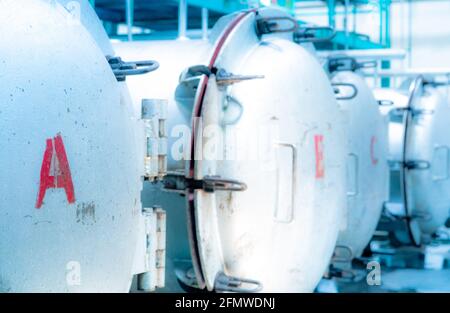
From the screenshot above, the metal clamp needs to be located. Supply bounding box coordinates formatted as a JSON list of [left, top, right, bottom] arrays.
[[378, 99, 394, 106], [163, 174, 247, 194], [404, 160, 431, 170], [108, 56, 159, 81], [255, 16, 298, 36], [183, 65, 212, 78], [328, 56, 377, 73], [214, 272, 263, 293], [294, 26, 336, 43], [332, 83, 358, 100]]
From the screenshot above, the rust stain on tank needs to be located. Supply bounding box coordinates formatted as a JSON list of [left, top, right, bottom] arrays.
[[76, 202, 96, 225]]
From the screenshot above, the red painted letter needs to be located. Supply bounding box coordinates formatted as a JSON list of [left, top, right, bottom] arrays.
[[35, 134, 75, 208], [370, 135, 379, 166], [315, 135, 325, 179]]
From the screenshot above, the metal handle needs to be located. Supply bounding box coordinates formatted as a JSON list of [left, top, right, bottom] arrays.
[[256, 16, 298, 36], [332, 83, 358, 100], [108, 56, 160, 81], [332, 245, 354, 263], [214, 272, 263, 293], [328, 56, 377, 73], [294, 26, 336, 43]]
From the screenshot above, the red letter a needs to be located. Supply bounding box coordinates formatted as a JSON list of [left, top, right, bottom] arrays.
[[35, 134, 75, 209]]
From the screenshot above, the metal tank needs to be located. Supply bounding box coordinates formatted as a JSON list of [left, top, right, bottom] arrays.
[[56, 0, 114, 56], [115, 7, 348, 292], [374, 77, 450, 246], [0, 0, 158, 292], [326, 57, 390, 260]]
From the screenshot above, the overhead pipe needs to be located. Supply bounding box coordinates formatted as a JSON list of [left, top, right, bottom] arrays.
[[201, 8, 209, 41], [125, 0, 134, 41], [178, 0, 188, 40]]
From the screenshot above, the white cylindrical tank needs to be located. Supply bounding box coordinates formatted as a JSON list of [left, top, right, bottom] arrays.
[[116, 8, 347, 292], [330, 69, 390, 259], [56, 0, 115, 56], [0, 0, 143, 292], [374, 78, 450, 245]]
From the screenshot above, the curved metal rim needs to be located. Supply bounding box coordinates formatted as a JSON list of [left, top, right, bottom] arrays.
[[401, 75, 424, 246], [185, 9, 256, 291]]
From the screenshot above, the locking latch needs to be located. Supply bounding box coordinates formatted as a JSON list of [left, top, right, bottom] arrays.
[[163, 174, 247, 194], [179, 65, 264, 87]]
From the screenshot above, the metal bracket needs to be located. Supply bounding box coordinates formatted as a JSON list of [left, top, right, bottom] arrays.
[[294, 26, 336, 43], [183, 65, 212, 79], [390, 159, 431, 171], [328, 56, 377, 73], [163, 174, 247, 194], [391, 107, 432, 118], [136, 207, 166, 292], [214, 272, 263, 293], [332, 82, 358, 100], [255, 16, 298, 36], [108, 56, 159, 81]]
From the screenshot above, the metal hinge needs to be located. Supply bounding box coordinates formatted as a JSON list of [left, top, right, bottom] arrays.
[[163, 174, 247, 194], [142, 99, 168, 180], [107, 56, 159, 81], [137, 207, 166, 292]]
